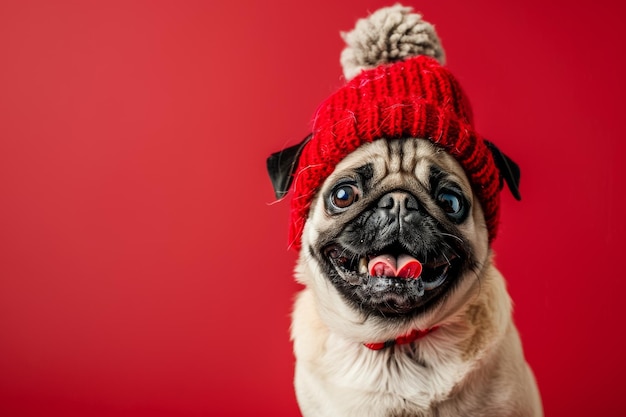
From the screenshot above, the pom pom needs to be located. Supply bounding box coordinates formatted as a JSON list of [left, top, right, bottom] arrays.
[[340, 4, 446, 80]]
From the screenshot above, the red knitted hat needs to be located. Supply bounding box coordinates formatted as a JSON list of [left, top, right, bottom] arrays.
[[278, 5, 517, 251]]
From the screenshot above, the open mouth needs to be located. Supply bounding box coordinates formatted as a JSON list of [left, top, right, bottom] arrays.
[[322, 242, 462, 314], [324, 244, 457, 289]]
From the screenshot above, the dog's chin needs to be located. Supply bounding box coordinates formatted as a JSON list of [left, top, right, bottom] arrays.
[[319, 241, 466, 317]]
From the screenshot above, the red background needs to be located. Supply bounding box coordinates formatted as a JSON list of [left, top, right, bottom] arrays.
[[1, 0, 624, 416]]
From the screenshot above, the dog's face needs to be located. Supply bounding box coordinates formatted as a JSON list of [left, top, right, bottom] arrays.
[[299, 138, 490, 323]]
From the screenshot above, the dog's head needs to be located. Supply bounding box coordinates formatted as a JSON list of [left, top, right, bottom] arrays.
[[268, 137, 519, 334], [266, 5, 521, 333], [304, 138, 484, 318], [270, 136, 518, 323]]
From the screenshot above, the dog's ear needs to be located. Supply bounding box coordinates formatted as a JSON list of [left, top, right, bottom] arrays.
[[266, 134, 312, 199], [484, 140, 522, 201]]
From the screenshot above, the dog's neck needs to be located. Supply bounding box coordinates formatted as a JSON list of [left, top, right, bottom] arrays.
[[363, 326, 439, 350]]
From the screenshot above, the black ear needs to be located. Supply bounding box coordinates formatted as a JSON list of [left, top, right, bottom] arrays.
[[484, 140, 522, 201], [266, 134, 312, 199]]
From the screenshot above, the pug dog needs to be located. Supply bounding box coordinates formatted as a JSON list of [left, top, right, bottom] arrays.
[[267, 5, 542, 417]]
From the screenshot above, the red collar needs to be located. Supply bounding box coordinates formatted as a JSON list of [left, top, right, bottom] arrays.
[[363, 326, 439, 350]]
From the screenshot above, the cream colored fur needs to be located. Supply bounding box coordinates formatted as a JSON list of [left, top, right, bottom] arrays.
[[290, 139, 542, 416]]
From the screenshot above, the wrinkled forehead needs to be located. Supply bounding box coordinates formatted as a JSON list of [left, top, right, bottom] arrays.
[[324, 138, 472, 195]]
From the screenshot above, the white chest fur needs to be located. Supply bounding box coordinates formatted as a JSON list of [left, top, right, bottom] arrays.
[[289, 259, 542, 417], [291, 289, 490, 417], [322, 335, 472, 413]]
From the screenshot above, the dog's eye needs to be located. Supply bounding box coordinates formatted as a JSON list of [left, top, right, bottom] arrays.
[[436, 190, 466, 221], [331, 184, 359, 209]]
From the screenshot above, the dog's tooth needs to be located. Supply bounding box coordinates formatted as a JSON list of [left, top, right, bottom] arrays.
[[359, 257, 368, 274]]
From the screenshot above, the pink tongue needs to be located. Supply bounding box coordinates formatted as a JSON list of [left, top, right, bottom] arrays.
[[368, 254, 423, 279]]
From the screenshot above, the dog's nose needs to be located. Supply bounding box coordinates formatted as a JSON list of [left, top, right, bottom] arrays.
[[377, 191, 420, 214]]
